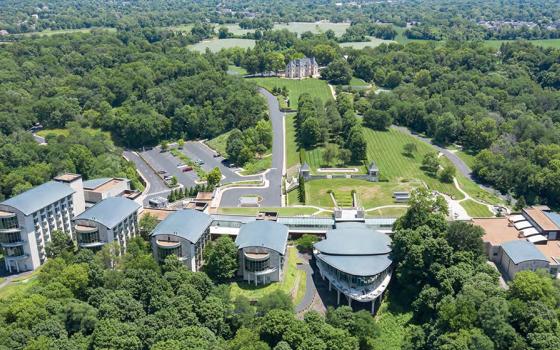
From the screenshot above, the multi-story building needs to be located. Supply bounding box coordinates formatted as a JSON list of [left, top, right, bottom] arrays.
[[73, 197, 141, 253], [314, 222, 392, 313], [82, 177, 139, 206], [0, 179, 80, 272], [285, 57, 319, 79], [235, 221, 289, 285], [150, 209, 212, 271]]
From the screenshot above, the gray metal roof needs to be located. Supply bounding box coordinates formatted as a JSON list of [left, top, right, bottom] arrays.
[[211, 214, 256, 224], [1, 181, 75, 215], [235, 221, 289, 254], [74, 197, 140, 229], [544, 211, 560, 228], [502, 240, 548, 264], [278, 216, 334, 226], [314, 222, 391, 255], [82, 178, 112, 190], [300, 163, 310, 172], [316, 253, 392, 276], [368, 161, 379, 171], [364, 218, 397, 226], [151, 209, 212, 243]]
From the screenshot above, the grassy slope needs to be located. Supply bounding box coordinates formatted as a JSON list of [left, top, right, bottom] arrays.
[[36, 127, 111, 139], [461, 199, 494, 217], [20, 27, 116, 36], [285, 114, 300, 168], [230, 247, 306, 305], [227, 65, 248, 76], [484, 39, 560, 49], [206, 130, 233, 157], [250, 77, 333, 105]]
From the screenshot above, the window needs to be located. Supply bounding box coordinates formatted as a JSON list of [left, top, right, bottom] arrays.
[[78, 230, 100, 244], [158, 246, 182, 261], [7, 246, 24, 257], [0, 216, 18, 230], [0, 230, 22, 243], [245, 256, 271, 272]]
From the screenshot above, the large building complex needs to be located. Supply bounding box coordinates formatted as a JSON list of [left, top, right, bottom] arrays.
[[0, 173, 142, 273], [150, 209, 212, 271], [314, 222, 392, 313], [235, 221, 289, 285], [73, 197, 141, 252], [285, 57, 319, 79]]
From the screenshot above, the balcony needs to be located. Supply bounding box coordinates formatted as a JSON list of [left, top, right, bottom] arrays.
[[79, 241, 106, 248], [156, 240, 181, 249], [0, 210, 16, 219], [75, 224, 98, 233], [0, 227, 21, 234], [1, 240, 25, 248]]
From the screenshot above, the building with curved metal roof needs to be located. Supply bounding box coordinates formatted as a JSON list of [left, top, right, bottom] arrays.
[[235, 221, 289, 285], [314, 222, 392, 313]]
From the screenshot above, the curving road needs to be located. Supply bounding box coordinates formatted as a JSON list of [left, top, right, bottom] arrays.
[[219, 88, 285, 207], [123, 150, 171, 205]]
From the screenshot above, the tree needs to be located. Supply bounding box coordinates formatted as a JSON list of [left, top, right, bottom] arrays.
[[421, 152, 440, 176], [257, 290, 293, 315], [322, 144, 339, 166], [296, 234, 319, 252], [45, 230, 74, 259], [403, 143, 417, 157], [161, 141, 169, 152], [446, 221, 484, 255], [228, 328, 270, 350], [203, 236, 238, 282], [298, 175, 306, 204], [346, 126, 367, 163], [207, 167, 222, 188], [321, 59, 352, 85], [139, 214, 158, 240], [509, 271, 557, 307], [439, 164, 456, 183], [177, 138, 185, 149], [364, 109, 392, 131], [394, 187, 448, 233], [218, 27, 231, 39], [384, 71, 402, 88]]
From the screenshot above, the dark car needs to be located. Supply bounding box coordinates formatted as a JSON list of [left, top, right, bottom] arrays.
[[157, 170, 166, 174], [182, 166, 193, 172]]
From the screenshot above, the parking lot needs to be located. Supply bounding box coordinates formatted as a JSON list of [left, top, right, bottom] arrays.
[[140, 147, 198, 188]]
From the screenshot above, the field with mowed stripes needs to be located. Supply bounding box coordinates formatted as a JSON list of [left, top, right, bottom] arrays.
[[249, 77, 333, 105]]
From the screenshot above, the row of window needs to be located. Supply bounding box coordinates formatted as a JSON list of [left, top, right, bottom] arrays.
[[245, 257, 271, 272], [0, 231, 22, 244], [0, 216, 18, 230]]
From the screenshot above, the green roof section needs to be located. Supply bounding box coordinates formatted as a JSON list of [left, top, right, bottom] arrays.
[[151, 209, 212, 244], [1, 181, 75, 215], [74, 197, 140, 229], [235, 221, 289, 254], [502, 240, 548, 264]]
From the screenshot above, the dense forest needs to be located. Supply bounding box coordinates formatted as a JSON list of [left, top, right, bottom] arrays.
[[1, 0, 560, 40], [0, 233, 380, 350], [392, 189, 560, 350], [0, 29, 267, 199], [349, 41, 560, 207]]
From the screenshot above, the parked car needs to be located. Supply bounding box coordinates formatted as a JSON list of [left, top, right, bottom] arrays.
[[157, 170, 166, 174], [195, 159, 204, 165], [213, 153, 221, 158], [182, 166, 193, 172], [164, 175, 173, 181]]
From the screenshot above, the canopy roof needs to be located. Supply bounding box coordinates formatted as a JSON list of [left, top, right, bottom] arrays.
[[502, 240, 548, 264], [74, 197, 140, 229], [316, 253, 392, 276], [314, 222, 391, 255], [235, 221, 288, 254], [151, 209, 212, 243], [1, 181, 75, 215]]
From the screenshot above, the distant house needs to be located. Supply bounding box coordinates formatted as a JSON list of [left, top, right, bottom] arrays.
[[285, 57, 319, 79]]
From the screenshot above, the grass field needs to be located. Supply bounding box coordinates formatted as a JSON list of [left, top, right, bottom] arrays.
[[366, 207, 408, 217], [206, 130, 232, 157], [230, 246, 306, 305], [274, 22, 350, 37], [454, 150, 477, 169], [239, 156, 272, 175], [304, 146, 367, 173], [217, 206, 322, 216], [461, 199, 494, 217], [455, 172, 505, 205], [286, 114, 300, 168], [484, 39, 560, 49], [349, 77, 370, 87], [227, 65, 248, 76], [36, 127, 110, 139], [249, 77, 333, 105], [189, 38, 256, 53], [20, 27, 116, 37], [340, 37, 395, 49], [363, 128, 463, 198]]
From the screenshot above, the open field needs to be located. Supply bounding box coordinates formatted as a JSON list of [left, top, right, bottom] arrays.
[[455, 172, 505, 205], [249, 77, 333, 105], [239, 155, 272, 175], [36, 127, 111, 139], [349, 77, 370, 88], [20, 27, 116, 37], [285, 114, 300, 168], [363, 128, 463, 198], [304, 146, 367, 173], [484, 39, 560, 49], [217, 206, 324, 216], [302, 179, 420, 209], [366, 207, 408, 217], [207, 130, 232, 157], [340, 37, 395, 49], [274, 22, 350, 37], [227, 65, 248, 76], [230, 246, 306, 305], [461, 199, 494, 217], [189, 38, 255, 52]]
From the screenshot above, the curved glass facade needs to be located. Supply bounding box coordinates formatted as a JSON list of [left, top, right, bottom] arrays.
[[245, 256, 271, 272], [317, 258, 390, 290]]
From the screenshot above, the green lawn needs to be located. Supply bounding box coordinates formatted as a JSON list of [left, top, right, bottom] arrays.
[[36, 127, 110, 139], [366, 207, 408, 218], [304, 146, 367, 173], [461, 199, 494, 217], [340, 37, 395, 49], [274, 22, 350, 37], [227, 65, 248, 76], [455, 172, 505, 205], [363, 127, 463, 198], [349, 77, 370, 87], [189, 38, 256, 53], [302, 179, 420, 209], [206, 130, 232, 157], [286, 114, 299, 168], [484, 39, 560, 49], [230, 247, 306, 305], [249, 77, 333, 105], [454, 150, 477, 169], [239, 156, 272, 175], [0, 268, 42, 300], [20, 27, 116, 37], [217, 206, 322, 216]]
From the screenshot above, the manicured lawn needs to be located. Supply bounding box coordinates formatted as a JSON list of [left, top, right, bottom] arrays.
[[189, 38, 256, 53], [366, 207, 408, 218], [230, 247, 306, 305], [363, 127, 463, 198], [227, 65, 248, 76], [239, 156, 272, 175], [339, 37, 395, 49], [461, 199, 494, 218], [274, 22, 350, 37], [455, 172, 505, 205], [217, 206, 321, 216], [484, 39, 560, 49], [285, 114, 300, 168], [21, 27, 116, 37], [369, 300, 413, 350], [349, 77, 370, 87], [36, 127, 110, 139], [304, 146, 367, 173], [303, 179, 420, 209], [206, 130, 232, 157], [0, 269, 42, 300], [454, 149, 477, 169], [249, 77, 333, 105]]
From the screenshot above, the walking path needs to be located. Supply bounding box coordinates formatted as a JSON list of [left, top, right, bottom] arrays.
[[295, 252, 317, 314]]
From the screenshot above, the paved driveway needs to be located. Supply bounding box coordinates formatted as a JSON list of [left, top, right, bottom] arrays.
[[219, 88, 285, 207], [180, 141, 260, 184], [123, 150, 170, 206], [140, 148, 198, 188]]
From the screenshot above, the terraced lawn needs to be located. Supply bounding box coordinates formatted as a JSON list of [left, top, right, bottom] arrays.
[[461, 199, 494, 218], [249, 77, 333, 105]]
